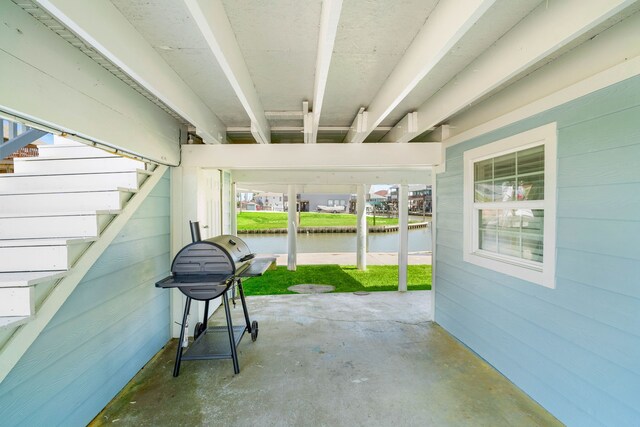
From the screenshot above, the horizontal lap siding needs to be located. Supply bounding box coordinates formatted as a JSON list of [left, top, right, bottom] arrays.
[[0, 172, 171, 426], [435, 76, 640, 426]]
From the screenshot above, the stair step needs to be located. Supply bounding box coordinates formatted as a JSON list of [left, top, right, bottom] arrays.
[[0, 212, 115, 239], [0, 238, 95, 272], [13, 156, 146, 174], [0, 170, 150, 194], [37, 144, 117, 159], [0, 190, 133, 215], [51, 136, 85, 147], [0, 272, 66, 320], [0, 271, 68, 288]]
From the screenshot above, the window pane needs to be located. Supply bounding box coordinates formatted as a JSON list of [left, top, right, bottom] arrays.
[[518, 145, 544, 175], [521, 209, 544, 235], [494, 153, 516, 179], [522, 235, 544, 262], [479, 209, 497, 229], [498, 230, 521, 258], [477, 208, 544, 264], [496, 180, 516, 202], [519, 173, 544, 201], [475, 159, 493, 181], [475, 183, 495, 202]]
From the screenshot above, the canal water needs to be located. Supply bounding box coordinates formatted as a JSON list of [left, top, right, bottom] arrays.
[[242, 227, 432, 254]]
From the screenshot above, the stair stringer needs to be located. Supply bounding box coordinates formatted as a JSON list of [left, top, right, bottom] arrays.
[[0, 165, 169, 384]]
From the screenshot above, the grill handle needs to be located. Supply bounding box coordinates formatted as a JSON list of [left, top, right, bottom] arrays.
[[189, 221, 202, 243]]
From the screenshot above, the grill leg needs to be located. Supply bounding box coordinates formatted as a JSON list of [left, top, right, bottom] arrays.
[[223, 292, 240, 374], [237, 279, 252, 331], [203, 300, 210, 328], [173, 297, 192, 377]]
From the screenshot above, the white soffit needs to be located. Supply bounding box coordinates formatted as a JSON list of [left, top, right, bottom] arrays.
[[110, 0, 249, 127], [388, 0, 543, 126], [320, 0, 438, 127], [222, 0, 322, 112], [446, 10, 640, 140]]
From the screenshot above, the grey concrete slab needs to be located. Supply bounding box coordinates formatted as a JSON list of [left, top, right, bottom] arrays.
[[92, 292, 560, 427]]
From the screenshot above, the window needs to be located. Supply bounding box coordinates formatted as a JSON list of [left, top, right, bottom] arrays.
[[463, 123, 557, 288]]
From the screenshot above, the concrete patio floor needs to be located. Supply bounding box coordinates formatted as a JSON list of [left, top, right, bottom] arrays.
[[92, 292, 560, 426]]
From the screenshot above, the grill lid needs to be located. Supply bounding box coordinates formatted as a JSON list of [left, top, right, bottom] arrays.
[[171, 234, 253, 276]]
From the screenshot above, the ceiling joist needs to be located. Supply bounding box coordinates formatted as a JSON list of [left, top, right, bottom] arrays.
[[385, 0, 636, 143], [184, 0, 271, 144], [310, 0, 343, 144], [344, 0, 496, 143], [34, 0, 226, 144]]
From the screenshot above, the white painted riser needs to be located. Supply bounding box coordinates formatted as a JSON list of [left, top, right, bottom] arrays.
[[0, 171, 148, 194], [0, 213, 114, 239], [13, 157, 145, 174], [0, 274, 57, 318], [0, 242, 90, 272], [0, 287, 33, 317], [0, 191, 131, 215], [37, 145, 114, 158]]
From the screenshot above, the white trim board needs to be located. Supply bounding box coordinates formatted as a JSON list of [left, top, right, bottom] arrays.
[[181, 143, 443, 170]]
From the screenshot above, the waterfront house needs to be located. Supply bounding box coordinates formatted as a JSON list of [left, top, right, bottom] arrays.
[[1, 1, 639, 425]]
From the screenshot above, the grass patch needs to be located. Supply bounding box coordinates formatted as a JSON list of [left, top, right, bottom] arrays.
[[237, 212, 412, 230], [242, 264, 431, 296]]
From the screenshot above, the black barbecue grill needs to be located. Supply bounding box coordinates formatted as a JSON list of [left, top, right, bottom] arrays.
[[156, 222, 275, 376]]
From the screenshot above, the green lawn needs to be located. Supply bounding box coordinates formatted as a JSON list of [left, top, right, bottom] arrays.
[[242, 264, 431, 296], [237, 211, 408, 230]]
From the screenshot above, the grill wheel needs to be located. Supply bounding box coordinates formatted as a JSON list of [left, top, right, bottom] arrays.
[[251, 320, 259, 342]]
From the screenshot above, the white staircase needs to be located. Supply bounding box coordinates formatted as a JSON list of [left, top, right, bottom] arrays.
[[0, 137, 157, 350]]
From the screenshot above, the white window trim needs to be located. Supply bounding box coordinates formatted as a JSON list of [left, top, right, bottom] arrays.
[[463, 123, 557, 289]]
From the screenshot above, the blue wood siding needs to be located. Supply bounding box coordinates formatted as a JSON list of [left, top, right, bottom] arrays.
[[0, 172, 171, 426], [435, 75, 640, 426]]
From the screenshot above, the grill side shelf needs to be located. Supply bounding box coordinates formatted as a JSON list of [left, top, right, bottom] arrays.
[[238, 257, 277, 277], [155, 274, 234, 288]]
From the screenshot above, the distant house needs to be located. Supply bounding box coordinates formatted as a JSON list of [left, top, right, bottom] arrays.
[[408, 185, 432, 214], [300, 193, 352, 213], [254, 192, 284, 211]]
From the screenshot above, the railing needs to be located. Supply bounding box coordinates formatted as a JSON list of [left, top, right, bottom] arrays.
[[1, 119, 46, 173]]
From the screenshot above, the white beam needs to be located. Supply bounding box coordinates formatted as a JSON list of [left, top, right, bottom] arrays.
[[382, 112, 419, 143], [387, 0, 636, 143], [182, 143, 443, 170], [234, 183, 359, 194], [356, 184, 367, 270], [34, 0, 225, 145], [444, 11, 640, 146], [0, 1, 181, 165], [184, 0, 271, 144], [303, 101, 312, 143], [345, 0, 495, 143], [231, 169, 432, 186], [310, 0, 343, 144], [398, 184, 409, 292], [344, 108, 368, 143], [287, 185, 297, 271]]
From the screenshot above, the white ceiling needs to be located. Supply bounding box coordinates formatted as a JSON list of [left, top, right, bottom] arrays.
[[90, 0, 639, 144]]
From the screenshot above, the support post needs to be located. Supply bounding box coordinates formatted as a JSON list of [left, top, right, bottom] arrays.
[[398, 184, 409, 291], [231, 182, 238, 235], [356, 184, 367, 270], [287, 185, 297, 271]]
